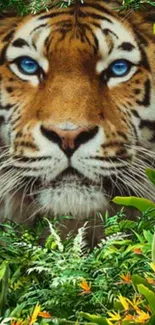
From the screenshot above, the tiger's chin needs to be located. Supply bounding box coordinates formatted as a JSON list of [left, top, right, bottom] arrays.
[[38, 183, 107, 219], [37, 168, 108, 218]]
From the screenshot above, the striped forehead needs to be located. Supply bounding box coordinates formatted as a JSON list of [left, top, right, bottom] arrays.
[[96, 17, 138, 57], [6, 16, 50, 58], [94, 17, 140, 72], [6, 17, 51, 70], [14, 16, 50, 41], [6, 7, 140, 66]]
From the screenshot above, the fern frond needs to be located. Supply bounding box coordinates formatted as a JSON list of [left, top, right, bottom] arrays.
[[72, 222, 88, 256], [44, 218, 64, 252]]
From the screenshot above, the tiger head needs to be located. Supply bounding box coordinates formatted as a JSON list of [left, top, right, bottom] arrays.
[[0, 0, 155, 221]]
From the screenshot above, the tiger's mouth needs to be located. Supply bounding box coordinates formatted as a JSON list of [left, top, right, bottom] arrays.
[[25, 164, 131, 200], [36, 166, 101, 189]]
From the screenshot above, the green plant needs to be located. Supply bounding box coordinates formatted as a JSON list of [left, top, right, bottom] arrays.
[[1, 169, 155, 324], [0, 0, 155, 15], [0, 206, 155, 324]]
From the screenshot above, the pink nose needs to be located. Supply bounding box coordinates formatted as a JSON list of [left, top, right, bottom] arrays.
[[41, 125, 98, 157]]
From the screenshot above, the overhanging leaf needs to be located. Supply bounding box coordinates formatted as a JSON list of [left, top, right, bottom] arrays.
[[137, 284, 155, 314], [132, 274, 153, 291], [112, 196, 155, 212], [146, 168, 155, 186]]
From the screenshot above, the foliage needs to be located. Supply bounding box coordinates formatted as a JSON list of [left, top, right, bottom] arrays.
[[1, 168, 155, 324], [1, 204, 155, 324], [120, 0, 155, 10], [0, 0, 155, 15], [112, 167, 155, 217]]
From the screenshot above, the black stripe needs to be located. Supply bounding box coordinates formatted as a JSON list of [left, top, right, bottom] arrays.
[[118, 42, 135, 51], [102, 28, 118, 39], [13, 165, 43, 172], [100, 164, 129, 170], [0, 116, 4, 124], [130, 120, 139, 140], [30, 24, 48, 35], [38, 10, 74, 20], [12, 38, 29, 48], [79, 23, 99, 53], [79, 11, 110, 21], [135, 30, 148, 47], [136, 79, 151, 107], [139, 46, 151, 72], [133, 89, 141, 95], [117, 132, 128, 141], [14, 156, 52, 163], [90, 22, 103, 29], [0, 44, 8, 66], [0, 104, 13, 110], [139, 119, 155, 130], [81, 2, 114, 20], [98, 156, 131, 163], [102, 141, 128, 149], [6, 87, 13, 93], [2, 30, 15, 43], [131, 110, 140, 118], [11, 116, 21, 128], [92, 33, 99, 54], [17, 141, 38, 149]]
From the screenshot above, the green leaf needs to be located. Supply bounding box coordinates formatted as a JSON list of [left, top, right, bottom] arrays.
[[132, 275, 153, 291], [0, 262, 9, 317], [147, 315, 155, 325], [0, 261, 8, 281], [114, 301, 124, 311], [143, 230, 153, 245], [137, 284, 155, 314], [146, 168, 155, 186], [122, 321, 135, 325], [112, 196, 155, 212], [10, 303, 26, 317], [79, 312, 108, 325], [152, 232, 155, 265]]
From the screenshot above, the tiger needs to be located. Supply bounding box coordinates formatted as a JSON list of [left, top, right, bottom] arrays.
[[0, 0, 155, 237]]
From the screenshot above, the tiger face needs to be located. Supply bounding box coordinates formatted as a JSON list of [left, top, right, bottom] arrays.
[[0, 0, 155, 221]]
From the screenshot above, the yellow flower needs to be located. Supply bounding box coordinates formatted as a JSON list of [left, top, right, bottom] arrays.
[[29, 303, 41, 325], [120, 273, 132, 284], [107, 311, 121, 321], [153, 23, 155, 34], [126, 295, 143, 312], [146, 276, 155, 285], [136, 309, 150, 323], [119, 295, 129, 311], [106, 320, 113, 325], [124, 309, 150, 324], [149, 262, 155, 272], [79, 279, 91, 294], [124, 314, 136, 321]]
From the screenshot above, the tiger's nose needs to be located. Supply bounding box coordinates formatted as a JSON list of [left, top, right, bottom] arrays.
[[41, 125, 98, 157]]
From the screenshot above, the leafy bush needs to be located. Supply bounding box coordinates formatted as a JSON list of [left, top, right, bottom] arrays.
[[0, 0, 155, 15], [0, 204, 155, 324], [1, 168, 155, 324]]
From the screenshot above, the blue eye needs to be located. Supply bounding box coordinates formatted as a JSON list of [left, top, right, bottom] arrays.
[[110, 60, 131, 77], [18, 57, 39, 75]]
